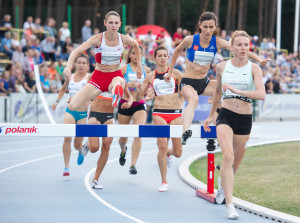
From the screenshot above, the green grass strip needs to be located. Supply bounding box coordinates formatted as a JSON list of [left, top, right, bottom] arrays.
[[189, 141, 300, 217]]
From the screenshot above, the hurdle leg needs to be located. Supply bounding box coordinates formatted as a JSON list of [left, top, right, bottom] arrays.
[[196, 139, 217, 203]]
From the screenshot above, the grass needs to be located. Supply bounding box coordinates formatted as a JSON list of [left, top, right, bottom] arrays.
[[189, 141, 300, 217]]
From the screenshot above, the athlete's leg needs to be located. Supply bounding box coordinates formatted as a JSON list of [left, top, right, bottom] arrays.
[[118, 114, 131, 155], [87, 117, 101, 153], [93, 119, 114, 182], [217, 124, 235, 206], [73, 117, 87, 151], [202, 80, 217, 97], [180, 85, 198, 132], [109, 76, 126, 94], [153, 115, 168, 184], [232, 135, 249, 174], [68, 83, 100, 111], [130, 110, 147, 168], [168, 117, 183, 158], [62, 112, 76, 171]]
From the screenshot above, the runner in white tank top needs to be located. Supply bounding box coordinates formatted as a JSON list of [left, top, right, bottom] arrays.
[[52, 54, 91, 176], [204, 31, 265, 220], [63, 11, 142, 113]]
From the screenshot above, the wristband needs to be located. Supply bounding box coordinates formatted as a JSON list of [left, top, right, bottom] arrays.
[[56, 100, 60, 103]]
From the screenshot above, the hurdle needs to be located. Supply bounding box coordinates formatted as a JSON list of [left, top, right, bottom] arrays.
[[0, 123, 260, 204]]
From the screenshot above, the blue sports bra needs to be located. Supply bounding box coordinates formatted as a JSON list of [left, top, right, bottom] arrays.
[[186, 34, 217, 66], [124, 64, 146, 91]]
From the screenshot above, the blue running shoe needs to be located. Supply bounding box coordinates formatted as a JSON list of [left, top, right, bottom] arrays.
[[77, 152, 84, 165], [63, 168, 70, 176]]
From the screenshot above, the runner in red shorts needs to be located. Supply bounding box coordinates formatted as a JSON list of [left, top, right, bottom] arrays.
[[63, 11, 141, 110]]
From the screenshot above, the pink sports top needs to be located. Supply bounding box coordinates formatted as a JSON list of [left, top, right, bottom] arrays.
[[94, 32, 124, 65]]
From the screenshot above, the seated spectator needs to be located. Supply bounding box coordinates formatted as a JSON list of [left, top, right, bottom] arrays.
[[156, 30, 165, 46], [48, 61, 57, 80], [60, 37, 73, 61], [20, 33, 30, 48], [0, 32, 13, 59], [89, 49, 96, 72], [31, 38, 43, 64], [0, 71, 12, 95], [15, 77, 26, 93], [0, 14, 12, 41], [40, 36, 56, 61], [42, 72, 51, 93], [50, 73, 62, 93], [213, 49, 224, 65], [44, 18, 54, 37], [81, 20, 92, 42], [23, 16, 35, 36], [12, 45, 26, 68], [55, 59, 65, 78], [24, 71, 36, 93], [33, 17, 43, 35], [11, 32, 21, 50], [265, 79, 273, 94]]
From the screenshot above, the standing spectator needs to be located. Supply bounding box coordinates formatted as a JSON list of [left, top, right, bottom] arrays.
[[58, 22, 71, 47], [81, 20, 92, 42], [44, 18, 54, 37], [40, 36, 56, 61], [0, 71, 12, 94], [23, 48, 36, 75], [12, 45, 26, 67], [0, 32, 13, 59], [156, 30, 165, 46], [23, 16, 35, 36], [173, 27, 183, 46], [0, 14, 12, 41], [24, 71, 36, 93], [50, 73, 62, 93], [145, 30, 154, 56]]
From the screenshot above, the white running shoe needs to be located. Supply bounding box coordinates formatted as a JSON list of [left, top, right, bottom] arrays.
[[216, 177, 225, 204], [227, 204, 239, 219], [158, 183, 168, 192], [167, 155, 173, 168], [92, 180, 103, 189], [81, 140, 89, 157]]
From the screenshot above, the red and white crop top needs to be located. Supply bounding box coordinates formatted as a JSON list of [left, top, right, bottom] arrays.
[[94, 32, 124, 65]]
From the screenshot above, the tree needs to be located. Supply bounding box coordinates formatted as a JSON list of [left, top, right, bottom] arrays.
[[213, 0, 220, 19], [55, 0, 67, 29], [47, 0, 53, 19], [258, 0, 264, 38], [225, 0, 233, 31], [200, 0, 210, 15], [146, 0, 155, 24]]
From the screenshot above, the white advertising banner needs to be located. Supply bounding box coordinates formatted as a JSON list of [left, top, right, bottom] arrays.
[[258, 94, 300, 118], [9, 93, 68, 123]]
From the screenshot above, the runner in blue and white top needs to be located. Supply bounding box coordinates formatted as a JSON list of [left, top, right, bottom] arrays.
[[118, 45, 151, 175], [165, 11, 270, 145], [52, 53, 91, 176]]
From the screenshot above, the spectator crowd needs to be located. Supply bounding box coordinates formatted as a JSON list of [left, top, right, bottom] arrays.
[[0, 13, 300, 96]]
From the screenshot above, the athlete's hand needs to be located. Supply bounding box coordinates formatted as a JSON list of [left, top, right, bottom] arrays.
[[136, 66, 143, 79], [121, 96, 133, 109], [127, 80, 138, 88], [63, 67, 71, 78], [259, 58, 271, 66], [203, 116, 213, 132], [223, 83, 239, 94], [163, 73, 171, 82], [51, 103, 58, 111]]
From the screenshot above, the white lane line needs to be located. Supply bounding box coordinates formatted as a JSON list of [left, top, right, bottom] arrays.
[[0, 138, 60, 146], [0, 144, 62, 154], [84, 150, 159, 223]]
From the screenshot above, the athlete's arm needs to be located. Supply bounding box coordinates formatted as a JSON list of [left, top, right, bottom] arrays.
[[165, 36, 193, 82], [203, 61, 225, 132], [136, 72, 153, 101], [121, 86, 133, 109], [223, 63, 266, 100], [217, 37, 271, 65], [51, 77, 69, 110], [63, 34, 101, 77], [122, 35, 142, 79]]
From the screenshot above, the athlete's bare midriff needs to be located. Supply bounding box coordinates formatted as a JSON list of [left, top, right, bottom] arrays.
[[153, 93, 182, 110], [183, 59, 211, 79], [221, 98, 252, 115], [95, 63, 121, 73], [91, 98, 114, 113]]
